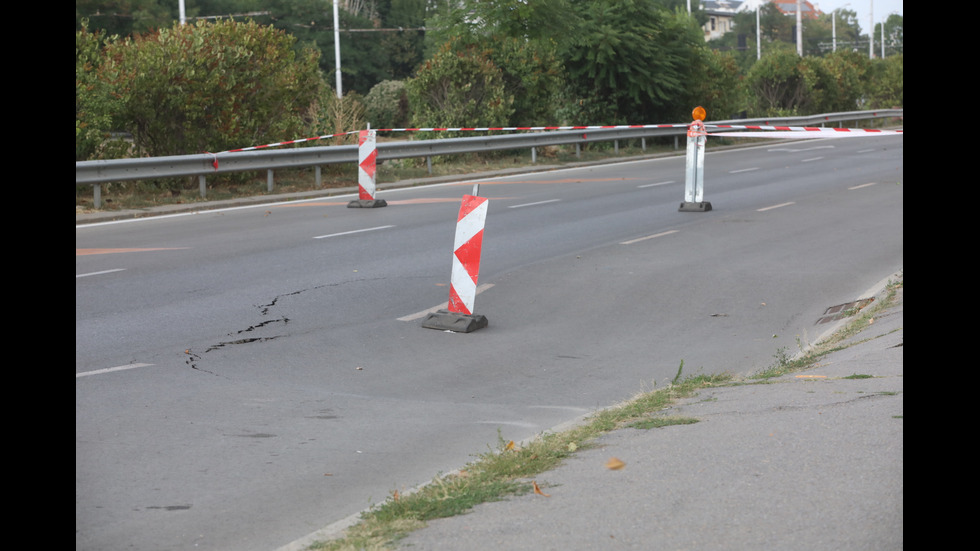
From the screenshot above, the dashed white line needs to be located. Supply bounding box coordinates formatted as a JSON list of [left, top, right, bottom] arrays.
[[757, 202, 795, 212], [637, 181, 675, 188], [508, 199, 561, 209], [801, 157, 824, 162], [76, 269, 125, 278], [77, 363, 153, 378], [620, 230, 679, 245], [313, 225, 395, 239], [849, 182, 877, 190], [730, 167, 759, 174]]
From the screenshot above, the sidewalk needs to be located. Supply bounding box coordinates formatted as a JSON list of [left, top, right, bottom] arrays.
[[396, 277, 903, 551]]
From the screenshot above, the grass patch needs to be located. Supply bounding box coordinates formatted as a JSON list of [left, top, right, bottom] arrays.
[[627, 416, 700, 430], [307, 367, 731, 550]]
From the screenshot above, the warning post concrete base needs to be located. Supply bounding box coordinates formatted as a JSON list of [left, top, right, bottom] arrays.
[[421, 310, 488, 333], [347, 199, 388, 208], [679, 201, 712, 212]]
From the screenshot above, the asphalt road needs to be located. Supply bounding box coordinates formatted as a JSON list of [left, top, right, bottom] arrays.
[[76, 134, 903, 551]]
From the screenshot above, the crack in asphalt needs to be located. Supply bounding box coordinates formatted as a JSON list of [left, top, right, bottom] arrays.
[[184, 277, 394, 371]]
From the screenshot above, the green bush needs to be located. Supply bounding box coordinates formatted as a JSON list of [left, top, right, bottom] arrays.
[[406, 38, 512, 131], [364, 80, 410, 130], [865, 54, 903, 109], [95, 19, 325, 158], [76, 22, 123, 161]]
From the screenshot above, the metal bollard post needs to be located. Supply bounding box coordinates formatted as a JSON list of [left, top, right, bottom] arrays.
[[679, 106, 712, 212]]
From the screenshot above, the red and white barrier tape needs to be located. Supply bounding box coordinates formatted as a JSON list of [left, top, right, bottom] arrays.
[[209, 122, 902, 167], [706, 124, 903, 139]]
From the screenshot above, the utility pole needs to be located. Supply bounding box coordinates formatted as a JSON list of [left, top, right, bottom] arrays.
[[869, 0, 874, 58], [796, 0, 803, 55], [333, 0, 343, 97]]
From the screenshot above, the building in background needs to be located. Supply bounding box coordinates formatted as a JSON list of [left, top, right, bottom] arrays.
[[770, 0, 822, 19], [702, 0, 743, 41]]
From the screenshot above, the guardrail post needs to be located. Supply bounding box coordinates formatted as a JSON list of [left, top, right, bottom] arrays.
[[679, 106, 712, 212], [422, 194, 490, 333], [199, 175, 207, 199], [267, 169, 274, 192], [93, 184, 102, 208], [348, 129, 387, 208]]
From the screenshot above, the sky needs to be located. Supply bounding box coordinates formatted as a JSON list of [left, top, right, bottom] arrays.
[[738, 0, 904, 34]]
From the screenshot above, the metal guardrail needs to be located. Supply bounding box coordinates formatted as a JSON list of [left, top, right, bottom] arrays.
[[75, 109, 902, 206]]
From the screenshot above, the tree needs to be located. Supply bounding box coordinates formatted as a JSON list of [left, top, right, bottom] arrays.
[[76, 22, 121, 161], [266, 0, 426, 95], [559, 1, 705, 124], [816, 49, 870, 111], [744, 44, 807, 116], [405, 38, 512, 130], [420, 0, 570, 126], [875, 14, 903, 56], [76, 0, 175, 36], [96, 19, 325, 157], [866, 54, 903, 108], [685, 48, 745, 120]]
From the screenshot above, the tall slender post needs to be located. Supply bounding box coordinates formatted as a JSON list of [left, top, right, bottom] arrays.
[[333, 0, 343, 97], [679, 106, 712, 212]]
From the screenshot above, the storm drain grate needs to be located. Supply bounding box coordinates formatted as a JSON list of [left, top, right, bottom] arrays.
[[816, 298, 874, 324]]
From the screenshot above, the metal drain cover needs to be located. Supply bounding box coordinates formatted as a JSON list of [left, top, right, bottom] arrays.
[[816, 298, 874, 324]]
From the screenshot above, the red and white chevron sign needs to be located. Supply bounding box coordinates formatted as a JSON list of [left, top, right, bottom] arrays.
[[448, 195, 489, 315], [358, 129, 378, 200]]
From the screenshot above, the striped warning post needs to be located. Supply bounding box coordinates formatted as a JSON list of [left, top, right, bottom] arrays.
[[449, 194, 489, 314], [348, 129, 387, 208], [422, 194, 490, 332]]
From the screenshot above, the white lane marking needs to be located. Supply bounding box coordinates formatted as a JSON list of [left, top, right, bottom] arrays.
[[76, 363, 153, 378], [638, 181, 675, 188], [757, 202, 795, 212], [801, 157, 824, 162], [76, 269, 125, 278], [768, 145, 835, 152], [313, 225, 395, 239], [398, 284, 495, 321], [849, 182, 877, 190], [729, 167, 759, 173], [508, 199, 561, 209], [620, 229, 679, 245]]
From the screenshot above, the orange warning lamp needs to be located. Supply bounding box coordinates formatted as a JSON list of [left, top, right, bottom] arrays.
[[692, 106, 706, 121]]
